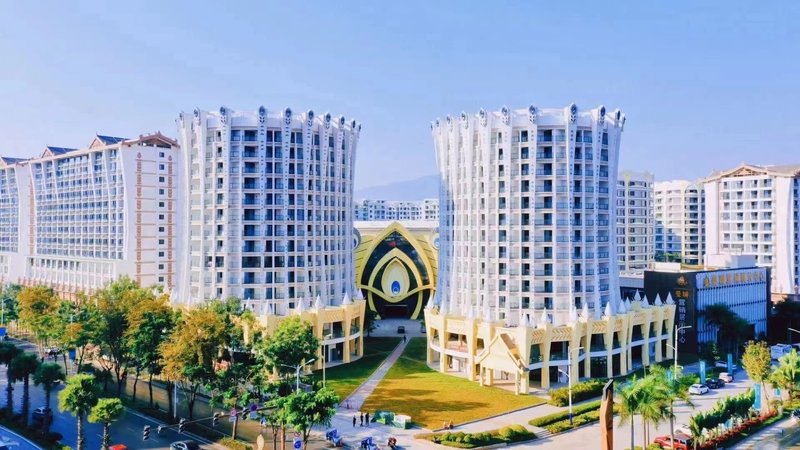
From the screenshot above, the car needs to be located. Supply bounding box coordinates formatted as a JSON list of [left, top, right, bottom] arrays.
[[715, 361, 738, 371], [654, 433, 693, 450], [688, 383, 709, 395], [706, 378, 725, 389], [792, 409, 800, 421], [397, 325, 405, 334], [170, 441, 201, 450], [674, 423, 692, 436], [719, 372, 734, 383], [31, 406, 53, 425], [109, 445, 128, 450]]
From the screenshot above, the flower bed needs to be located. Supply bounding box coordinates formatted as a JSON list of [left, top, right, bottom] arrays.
[[694, 411, 780, 450], [417, 425, 535, 448]]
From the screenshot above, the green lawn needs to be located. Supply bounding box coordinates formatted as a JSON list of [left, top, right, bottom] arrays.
[[362, 338, 546, 430], [317, 337, 402, 400]]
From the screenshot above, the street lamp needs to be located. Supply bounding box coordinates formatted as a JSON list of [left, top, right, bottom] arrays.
[[322, 333, 333, 387], [557, 345, 584, 425], [788, 328, 800, 347], [281, 359, 316, 392], [673, 325, 692, 375]]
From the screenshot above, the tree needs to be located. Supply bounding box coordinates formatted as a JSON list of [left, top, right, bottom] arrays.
[[262, 394, 290, 450], [283, 387, 338, 450], [742, 340, 774, 411], [364, 308, 378, 337], [89, 398, 124, 450], [59, 374, 100, 450], [0, 283, 21, 325], [34, 362, 66, 433], [617, 376, 644, 450], [0, 341, 20, 416], [17, 285, 59, 355], [255, 316, 318, 380], [636, 375, 671, 446], [126, 294, 175, 406], [9, 353, 40, 426], [160, 305, 227, 420], [649, 365, 695, 449], [702, 304, 750, 356], [92, 276, 145, 395], [53, 296, 102, 372], [771, 349, 800, 404]]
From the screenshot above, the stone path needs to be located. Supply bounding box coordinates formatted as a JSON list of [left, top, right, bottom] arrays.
[[343, 337, 409, 411]]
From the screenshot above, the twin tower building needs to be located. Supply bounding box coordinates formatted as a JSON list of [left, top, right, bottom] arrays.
[[0, 104, 635, 324]]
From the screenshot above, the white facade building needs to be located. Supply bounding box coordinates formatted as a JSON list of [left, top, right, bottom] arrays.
[[617, 170, 654, 271], [353, 198, 439, 221], [0, 134, 179, 298], [176, 106, 361, 314], [704, 163, 800, 297], [654, 180, 705, 265], [433, 104, 626, 321]]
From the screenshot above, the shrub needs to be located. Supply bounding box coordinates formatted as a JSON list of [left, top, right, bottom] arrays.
[[548, 379, 607, 406], [498, 426, 516, 440], [530, 400, 602, 426], [217, 437, 253, 450]]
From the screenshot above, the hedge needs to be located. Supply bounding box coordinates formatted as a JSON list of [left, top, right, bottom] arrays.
[[418, 424, 535, 448], [529, 400, 601, 427], [548, 379, 607, 406]]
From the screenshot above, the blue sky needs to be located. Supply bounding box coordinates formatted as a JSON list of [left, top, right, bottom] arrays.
[[1, 1, 798, 189]]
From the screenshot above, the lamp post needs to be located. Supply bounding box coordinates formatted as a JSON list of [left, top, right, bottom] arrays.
[[788, 328, 800, 347], [281, 359, 316, 392], [558, 345, 584, 425], [322, 333, 332, 387], [673, 325, 692, 375]]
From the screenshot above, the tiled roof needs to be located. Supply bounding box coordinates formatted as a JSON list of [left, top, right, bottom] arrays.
[[95, 135, 127, 145], [45, 146, 78, 155]]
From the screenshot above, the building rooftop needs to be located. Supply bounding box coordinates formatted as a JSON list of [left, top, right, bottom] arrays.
[[705, 163, 800, 181]]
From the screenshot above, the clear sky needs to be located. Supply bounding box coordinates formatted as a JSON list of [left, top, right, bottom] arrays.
[[1, 1, 798, 189]]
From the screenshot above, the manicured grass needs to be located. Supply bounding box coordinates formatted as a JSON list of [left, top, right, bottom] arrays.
[[318, 337, 402, 400], [361, 338, 546, 429]]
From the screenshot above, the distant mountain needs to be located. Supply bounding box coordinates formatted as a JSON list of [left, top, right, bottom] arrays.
[[355, 174, 439, 201]]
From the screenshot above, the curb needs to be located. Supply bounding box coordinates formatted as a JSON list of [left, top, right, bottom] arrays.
[[123, 406, 228, 450], [0, 424, 44, 450], [435, 403, 549, 432]]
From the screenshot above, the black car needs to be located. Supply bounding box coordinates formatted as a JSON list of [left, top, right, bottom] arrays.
[[397, 325, 405, 334], [706, 378, 725, 389], [31, 406, 53, 425], [170, 441, 201, 450]]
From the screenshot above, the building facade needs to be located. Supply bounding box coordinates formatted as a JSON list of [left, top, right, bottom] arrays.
[[176, 107, 361, 314], [617, 170, 654, 271], [643, 266, 769, 353], [0, 134, 179, 298], [433, 104, 624, 318], [353, 220, 438, 319], [353, 198, 439, 221], [703, 164, 800, 298], [425, 104, 676, 393], [654, 180, 705, 265]]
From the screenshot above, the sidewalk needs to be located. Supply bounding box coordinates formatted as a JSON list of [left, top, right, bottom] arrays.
[[731, 415, 800, 449]]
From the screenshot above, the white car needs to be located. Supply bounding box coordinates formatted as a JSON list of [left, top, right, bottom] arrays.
[[689, 383, 709, 395], [714, 361, 738, 371], [675, 423, 692, 436], [719, 372, 734, 383]]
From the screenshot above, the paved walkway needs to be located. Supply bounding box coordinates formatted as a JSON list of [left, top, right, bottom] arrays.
[[731, 415, 800, 449]]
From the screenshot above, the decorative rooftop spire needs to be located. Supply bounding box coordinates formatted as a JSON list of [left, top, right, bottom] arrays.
[[569, 305, 578, 324], [666, 293, 675, 305], [654, 294, 663, 307], [297, 297, 305, 313], [634, 291, 641, 302], [604, 301, 612, 318], [538, 309, 549, 328], [314, 294, 324, 310], [342, 292, 352, 306], [582, 301, 590, 321]]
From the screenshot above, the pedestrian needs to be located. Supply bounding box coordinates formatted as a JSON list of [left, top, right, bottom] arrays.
[[365, 412, 370, 427], [403, 335, 406, 343], [353, 415, 357, 427], [360, 412, 364, 426]]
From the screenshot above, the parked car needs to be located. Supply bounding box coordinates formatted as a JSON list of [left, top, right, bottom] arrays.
[[714, 361, 738, 371], [654, 434, 693, 450], [109, 445, 128, 450], [706, 378, 725, 389], [170, 441, 201, 450], [31, 406, 53, 425], [688, 383, 709, 395], [792, 409, 800, 421], [397, 325, 405, 334], [719, 372, 734, 383]]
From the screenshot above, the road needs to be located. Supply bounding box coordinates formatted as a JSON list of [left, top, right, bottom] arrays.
[[510, 369, 756, 450]]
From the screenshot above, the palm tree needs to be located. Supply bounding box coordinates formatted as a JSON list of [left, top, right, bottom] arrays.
[[34, 362, 66, 432], [649, 365, 695, 448], [89, 398, 124, 450], [617, 376, 644, 450], [770, 349, 800, 404], [637, 374, 671, 445], [9, 353, 40, 426], [0, 341, 20, 415], [702, 304, 750, 356], [59, 374, 99, 450]]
